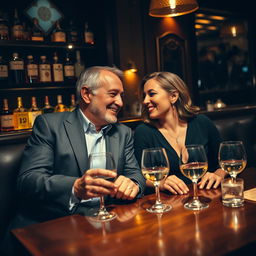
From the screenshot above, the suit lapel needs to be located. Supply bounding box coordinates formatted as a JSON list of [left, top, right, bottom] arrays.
[[64, 109, 89, 175]]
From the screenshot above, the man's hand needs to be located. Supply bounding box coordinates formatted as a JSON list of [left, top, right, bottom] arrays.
[[74, 169, 117, 200], [113, 175, 139, 200]]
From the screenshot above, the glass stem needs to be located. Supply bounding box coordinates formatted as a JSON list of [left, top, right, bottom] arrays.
[[155, 183, 162, 205], [193, 181, 199, 201], [98, 196, 107, 215]]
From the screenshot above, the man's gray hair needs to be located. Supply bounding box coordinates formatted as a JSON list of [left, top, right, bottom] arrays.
[[76, 66, 123, 101]]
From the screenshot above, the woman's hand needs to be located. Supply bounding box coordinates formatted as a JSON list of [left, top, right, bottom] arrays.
[[198, 169, 226, 189], [160, 175, 189, 195]]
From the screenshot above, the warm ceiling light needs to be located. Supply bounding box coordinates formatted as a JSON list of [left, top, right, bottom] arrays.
[[208, 15, 226, 21], [195, 24, 203, 29], [220, 21, 247, 37], [126, 61, 138, 73], [196, 13, 205, 18], [207, 26, 218, 30], [149, 0, 199, 17], [195, 19, 212, 24]]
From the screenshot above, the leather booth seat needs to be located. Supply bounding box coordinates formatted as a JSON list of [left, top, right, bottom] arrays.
[[0, 113, 256, 238]]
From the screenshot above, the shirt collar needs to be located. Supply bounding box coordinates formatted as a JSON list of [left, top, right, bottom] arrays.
[[78, 108, 112, 134]]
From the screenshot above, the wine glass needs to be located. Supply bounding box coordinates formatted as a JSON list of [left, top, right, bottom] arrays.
[[141, 147, 171, 213], [89, 152, 117, 221], [179, 145, 208, 210], [218, 141, 247, 181]]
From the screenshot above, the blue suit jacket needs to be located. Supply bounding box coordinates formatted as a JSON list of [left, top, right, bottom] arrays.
[[16, 109, 145, 223]]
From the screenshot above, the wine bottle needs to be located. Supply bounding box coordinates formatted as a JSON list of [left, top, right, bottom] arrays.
[[69, 94, 76, 111], [22, 22, 31, 41], [13, 96, 29, 130], [0, 56, 8, 84], [11, 9, 24, 40], [64, 53, 75, 82], [54, 95, 68, 112], [31, 18, 44, 41], [66, 20, 79, 43], [84, 22, 94, 45], [51, 20, 66, 43], [26, 55, 39, 84], [39, 55, 52, 83], [74, 50, 85, 78], [0, 12, 9, 40], [28, 96, 42, 127], [42, 95, 54, 114], [52, 53, 64, 82], [9, 52, 25, 86], [0, 98, 14, 132]]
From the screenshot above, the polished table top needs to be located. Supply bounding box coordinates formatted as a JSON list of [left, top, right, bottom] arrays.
[[13, 168, 256, 256]]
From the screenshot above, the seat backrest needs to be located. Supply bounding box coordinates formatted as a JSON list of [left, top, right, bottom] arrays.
[[0, 140, 26, 238], [213, 114, 256, 167]]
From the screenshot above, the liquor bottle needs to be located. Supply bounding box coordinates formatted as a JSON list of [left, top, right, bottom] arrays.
[[0, 56, 8, 83], [52, 53, 64, 82], [39, 55, 52, 83], [28, 96, 42, 127], [54, 95, 68, 112], [11, 9, 24, 40], [0, 98, 14, 132], [84, 22, 94, 45], [42, 95, 54, 113], [74, 50, 85, 78], [51, 20, 66, 43], [69, 94, 76, 111], [0, 12, 9, 40], [31, 18, 44, 41], [9, 52, 25, 86], [66, 20, 79, 43], [22, 22, 31, 41], [26, 55, 39, 84], [13, 96, 30, 130], [64, 53, 75, 82]]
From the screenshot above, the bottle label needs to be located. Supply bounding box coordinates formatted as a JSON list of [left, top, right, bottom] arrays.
[[39, 64, 51, 82], [12, 25, 23, 39], [13, 112, 29, 130], [52, 32, 66, 42], [27, 64, 39, 76], [84, 32, 94, 44], [29, 111, 41, 127], [0, 114, 14, 131], [0, 65, 8, 78], [10, 60, 24, 70], [64, 65, 75, 77], [31, 35, 44, 41], [53, 63, 64, 82]]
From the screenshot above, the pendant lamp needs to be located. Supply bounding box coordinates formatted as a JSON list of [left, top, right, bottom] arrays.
[[149, 0, 199, 17]]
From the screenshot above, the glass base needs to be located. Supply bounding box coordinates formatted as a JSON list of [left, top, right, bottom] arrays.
[[222, 198, 244, 208], [147, 203, 172, 213], [88, 210, 117, 222], [184, 199, 209, 210]]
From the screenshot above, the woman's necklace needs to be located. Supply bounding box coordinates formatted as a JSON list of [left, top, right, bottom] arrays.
[[161, 128, 181, 144]]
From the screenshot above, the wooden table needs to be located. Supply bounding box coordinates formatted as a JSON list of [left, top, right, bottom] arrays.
[[12, 168, 256, 256]]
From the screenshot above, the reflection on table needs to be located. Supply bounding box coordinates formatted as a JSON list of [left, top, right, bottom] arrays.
[[12, 168, 256, 256]]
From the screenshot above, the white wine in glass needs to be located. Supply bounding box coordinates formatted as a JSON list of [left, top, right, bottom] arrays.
[[218, 141, 247, 181], [180, 145, 208, 210], [89, 152, 117, 221], [141, 147, 172, 213]]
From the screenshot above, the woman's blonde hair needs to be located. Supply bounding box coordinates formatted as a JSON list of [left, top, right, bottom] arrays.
[[141, 72, 199, 123]]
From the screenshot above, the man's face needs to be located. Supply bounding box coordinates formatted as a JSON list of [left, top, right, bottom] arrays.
[[86, 71, 124, 129]]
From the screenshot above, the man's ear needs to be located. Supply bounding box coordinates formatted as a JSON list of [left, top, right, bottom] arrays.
[[170, 91, 179, 104], [81, 86, 92, 104]]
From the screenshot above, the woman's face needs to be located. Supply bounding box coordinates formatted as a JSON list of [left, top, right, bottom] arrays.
[[143, 78, 173, 120]]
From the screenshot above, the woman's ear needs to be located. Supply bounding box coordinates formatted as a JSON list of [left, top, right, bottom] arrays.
[[170, 91, 179, 104], [81, 86, 91, 104]]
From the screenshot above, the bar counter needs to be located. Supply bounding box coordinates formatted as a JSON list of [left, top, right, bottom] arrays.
[[12, 167, 256, 256]]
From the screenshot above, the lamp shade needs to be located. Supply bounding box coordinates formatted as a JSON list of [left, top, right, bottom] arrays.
[[149, 0, 199, 17]]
